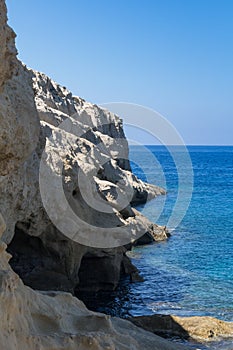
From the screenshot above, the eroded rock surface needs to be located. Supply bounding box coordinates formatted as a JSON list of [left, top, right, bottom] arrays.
[[0, 214, 187, 350], [0, 0, 167, 291], [130, 314, 233, 342], [0, 3, 189, 348], [1, 13, 166, 293], [0, 0, 40, 239]]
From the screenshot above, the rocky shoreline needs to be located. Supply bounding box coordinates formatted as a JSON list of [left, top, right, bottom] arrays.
[[0, 1, 183, 348], [5, 66, 168, 293], [1, 24, 167, 295], [0, 0, 232, 349], [130, 314, 233, 343]]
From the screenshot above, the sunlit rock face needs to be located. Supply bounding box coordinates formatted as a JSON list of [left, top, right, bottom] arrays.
[[0, 19, 165, 293], [0, 2, 185, 349]]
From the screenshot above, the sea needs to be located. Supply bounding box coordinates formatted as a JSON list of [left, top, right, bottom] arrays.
[[78, 145, 233, 350]]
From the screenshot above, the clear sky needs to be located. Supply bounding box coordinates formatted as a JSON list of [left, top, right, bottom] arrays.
[[6, 0, 233, 145]]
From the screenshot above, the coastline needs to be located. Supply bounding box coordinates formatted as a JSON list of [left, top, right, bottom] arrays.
[[0, 1, 187, 348], [0, 1, 233, 349]]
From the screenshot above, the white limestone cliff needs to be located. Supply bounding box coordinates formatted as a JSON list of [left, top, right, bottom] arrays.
[[0, 1, 187, 349], [1, 36, 167, 293]]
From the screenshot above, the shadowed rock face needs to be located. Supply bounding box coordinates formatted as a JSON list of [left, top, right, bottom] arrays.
[[0, 0, 17, 90], [0, 1, 39, 176], [0, 216, 187, 350]]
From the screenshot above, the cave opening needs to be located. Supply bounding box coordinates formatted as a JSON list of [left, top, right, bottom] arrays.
[[7, 223, 73, 292], [7, 223, 132, 318], [75, 253, 131, 318], [76, 253, 120, 292]]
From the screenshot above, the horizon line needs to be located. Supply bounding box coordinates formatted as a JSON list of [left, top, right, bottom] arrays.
[[128, 144, 233, 147]]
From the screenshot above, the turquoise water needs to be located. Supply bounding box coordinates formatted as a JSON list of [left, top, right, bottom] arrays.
[[78, 145, 233, 349], [129, 145, 233, 321]]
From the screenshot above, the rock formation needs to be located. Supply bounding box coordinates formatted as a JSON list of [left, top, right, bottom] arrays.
[[0, 1, 190, 349], [3, 65, 168, 293], [0, 11, 168, 294], [130, 314, 233, 342], [0, 214, 186, 350]]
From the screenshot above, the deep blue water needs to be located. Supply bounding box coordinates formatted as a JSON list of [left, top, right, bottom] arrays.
[[78, 145, 233, 349], [128, 145, 233, 322]]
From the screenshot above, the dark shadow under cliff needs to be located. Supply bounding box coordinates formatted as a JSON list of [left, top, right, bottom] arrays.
[[7, 223, 139, 295]]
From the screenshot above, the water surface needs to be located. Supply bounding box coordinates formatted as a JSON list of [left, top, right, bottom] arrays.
[[78, 146, 233, 349]]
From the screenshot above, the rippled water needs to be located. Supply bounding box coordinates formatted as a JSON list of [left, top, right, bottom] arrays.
[[78, 146, 233, 349], [128, 146, 233, 322]]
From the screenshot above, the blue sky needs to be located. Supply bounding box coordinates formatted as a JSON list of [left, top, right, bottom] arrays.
[[6, 0, 233, 145]]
